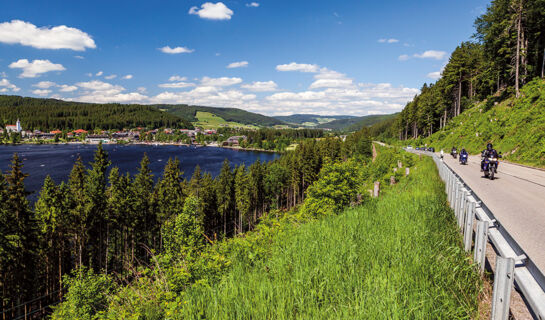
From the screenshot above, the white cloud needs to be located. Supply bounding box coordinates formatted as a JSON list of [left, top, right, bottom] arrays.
[[226, 61, 248, 69], [159, 46, 194, 54], [0, 20, 96, 51], [86, 72, 93, 77], [378, 38, 399, 43], [32, 89, 51, 96], [414, 50, 447, 60], [426, 71, 441, 79], [59, 84, 78, 92], [74, 55, 84, 59], [276, 62, 319, 73], [105, 74, 117, 80], [33, 81, 57, 89], [0, 78, 20, 92], [169, 75, 187, 82], [96, 71, 103, 76], [309, 78, 353, 89], [241, 81, 278, 92], [246, 2, 259, 7], [9, 59, 65, 78], [189, 2, 234, 20], [122, 74, 133, 80], [74, 80, 147, 103], [158, 82, 196, 88], [201, 76, 242, 86], [398, 54, 410, 61], [137, 87, 147, 93]]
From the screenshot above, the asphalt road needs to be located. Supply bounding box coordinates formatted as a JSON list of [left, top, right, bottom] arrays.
[[439, 152, 545, 274]]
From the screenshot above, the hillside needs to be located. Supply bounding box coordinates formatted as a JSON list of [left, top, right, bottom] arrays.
[[317, 113, 398, 131], [421, 79, 545, 167], [0, 95, 193, 131], [274, 114, 356, 126], [157, 104, 285, 127]]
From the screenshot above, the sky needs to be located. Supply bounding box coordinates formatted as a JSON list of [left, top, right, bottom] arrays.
[[0, 0, 490, 116]]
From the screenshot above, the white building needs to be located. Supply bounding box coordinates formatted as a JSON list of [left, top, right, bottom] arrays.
[[5, 119, 22, 133]]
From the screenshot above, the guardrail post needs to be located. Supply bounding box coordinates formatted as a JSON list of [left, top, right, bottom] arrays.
[[454, 182, 461, 215], [491, 256, 515, 320], [373, 181, 380, 198], [458, 190, 468, 230], [474, 220, 489, 274], [405, 167, 410, 176], [463, 200, 475, 252]]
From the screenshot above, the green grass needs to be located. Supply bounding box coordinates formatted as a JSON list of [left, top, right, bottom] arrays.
[[193, 111, 259, 129], [419, 78, 545, 167], [177, 157, 481, 319]]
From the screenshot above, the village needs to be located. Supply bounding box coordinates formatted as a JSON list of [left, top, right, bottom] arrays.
[[0, 119, 248, 147]]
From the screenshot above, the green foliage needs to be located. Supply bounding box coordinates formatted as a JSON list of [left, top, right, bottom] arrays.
[[51, 268, 116, 320], [316, 113, 398, 131], [0, 95, 192, 131]]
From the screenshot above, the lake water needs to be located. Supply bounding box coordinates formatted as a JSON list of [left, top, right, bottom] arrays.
[[0, 144, 279, 202]]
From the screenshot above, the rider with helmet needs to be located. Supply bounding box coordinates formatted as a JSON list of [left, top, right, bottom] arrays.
[[481, 143, 500, 172]]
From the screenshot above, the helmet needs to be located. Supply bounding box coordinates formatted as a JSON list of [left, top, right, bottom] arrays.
[[487, 143, 493, 150]]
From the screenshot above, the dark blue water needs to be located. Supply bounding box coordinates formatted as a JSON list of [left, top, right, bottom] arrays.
[[0, 144, 279, 202]]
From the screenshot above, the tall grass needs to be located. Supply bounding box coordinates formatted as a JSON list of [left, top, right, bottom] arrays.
[[176, 157, 481, 319]]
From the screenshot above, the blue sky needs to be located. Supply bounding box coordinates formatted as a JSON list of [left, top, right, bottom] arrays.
[[0, 0, 490, 116]]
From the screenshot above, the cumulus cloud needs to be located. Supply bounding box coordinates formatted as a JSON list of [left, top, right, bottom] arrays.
[[9, 59, 65, 78], [201, 76, 242, 86], [398, 54, 410, 61], [276, 62, 319, 73], [0, 78, 20, 92], [105, 74, 117, 80], [96, 71, 103, 76], [122, 74, 133, 79], [158, 82, 196, 88], [426, 71, 441, 79], [241, 81, 278, 92], [378, 38, 399, 43], [159, 46, 194, 54], [33, 81, 57, 89], [59, 84, 78, 92], [169, 75, 187, 82], [189, 2, 234, 20], [32, 89, 51, 96], [74, 55, 84, 59], [414, 50, 447, 60], [0, 20, 96, 51], [246, 2, 259, 7], [74, 80, 147, 103], [226, 61, 248, 69]]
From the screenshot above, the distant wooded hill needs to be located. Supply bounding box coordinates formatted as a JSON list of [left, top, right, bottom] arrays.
[[274, 114, 357, 126], [157, 105, 285, 127], [0, 95, 193, 131], [316, 113, 398, 131]]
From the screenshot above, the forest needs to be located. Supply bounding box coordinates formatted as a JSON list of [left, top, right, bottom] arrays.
[[0, 129, 372, 318], [0, 95, 193, 131], [378, 0, 545, 140]]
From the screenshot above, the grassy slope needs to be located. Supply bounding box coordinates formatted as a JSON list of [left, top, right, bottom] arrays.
[[317, 113, 398, 131], [423, 79, 545, 167], [157, 105, 285, 127], [192, 111, 258, 129], [178, 157, 481, 319]]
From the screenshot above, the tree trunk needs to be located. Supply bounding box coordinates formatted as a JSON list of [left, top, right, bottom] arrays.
[[541, 48, 545, 78], [515, 0, 522, 98], [457, 73, 462, 116]]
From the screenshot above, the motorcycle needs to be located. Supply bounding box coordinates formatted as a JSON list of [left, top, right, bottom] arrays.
[[451, 149, 457, 159], [482, 157, 498, 180], [459, 153, 468, 165]]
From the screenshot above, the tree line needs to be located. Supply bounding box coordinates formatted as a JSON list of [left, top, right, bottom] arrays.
[[0, 132, 372, 318], [382, 0, 545, 140], [0, 95, 193, 131]]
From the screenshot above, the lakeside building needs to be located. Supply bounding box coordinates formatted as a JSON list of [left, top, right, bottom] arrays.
[[223, 135, 247, 146], [5, 119, 22, 133], [86, 134, 110, 144]]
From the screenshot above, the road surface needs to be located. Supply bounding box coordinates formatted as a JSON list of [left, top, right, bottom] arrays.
[[439, 152, 545, 274]]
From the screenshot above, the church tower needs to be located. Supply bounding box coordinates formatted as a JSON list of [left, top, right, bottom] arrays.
[[16, 119, 21, 132]]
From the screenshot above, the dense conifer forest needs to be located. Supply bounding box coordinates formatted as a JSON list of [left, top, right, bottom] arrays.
[[0, 95, 193, 131], [376, 0, 545, 140]]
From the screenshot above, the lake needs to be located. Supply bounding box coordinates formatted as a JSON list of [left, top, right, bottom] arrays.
[[0, 144, 279, 202]]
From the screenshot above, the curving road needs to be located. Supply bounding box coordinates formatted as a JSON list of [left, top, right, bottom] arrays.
[[439, 152, 545, 274]]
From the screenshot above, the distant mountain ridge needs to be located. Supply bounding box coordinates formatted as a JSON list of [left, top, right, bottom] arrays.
[[274, 114, 357, 126], [158, 105, 285, 127]]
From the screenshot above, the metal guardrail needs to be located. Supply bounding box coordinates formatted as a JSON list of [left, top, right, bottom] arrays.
[[426, 152, 545, 320]]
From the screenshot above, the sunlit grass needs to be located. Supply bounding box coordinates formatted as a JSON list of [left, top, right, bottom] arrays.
[[177, 158, 481, 319]]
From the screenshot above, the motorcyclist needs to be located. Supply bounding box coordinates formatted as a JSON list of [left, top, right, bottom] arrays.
[[459, 148, 468, 163], [481, 143, 500, 172], [451, 146, 457, 158]]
